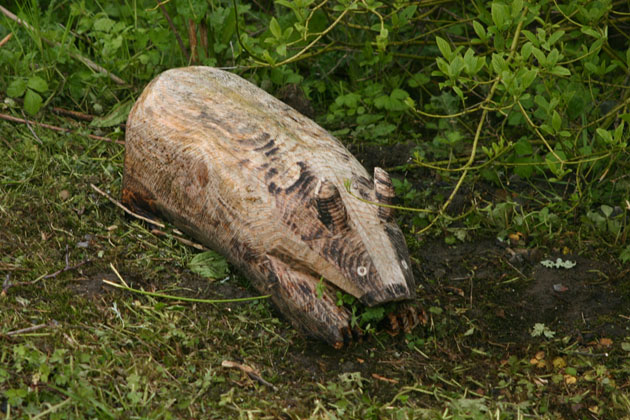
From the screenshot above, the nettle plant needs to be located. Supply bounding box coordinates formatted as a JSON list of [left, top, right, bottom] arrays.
[[2, 0, 629, 251], [239, 1, 629, 242]]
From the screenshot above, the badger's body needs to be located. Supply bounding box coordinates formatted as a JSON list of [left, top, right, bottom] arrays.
[[122, 67, 415, 347]]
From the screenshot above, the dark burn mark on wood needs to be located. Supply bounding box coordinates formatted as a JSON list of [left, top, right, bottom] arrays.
[[264, 147, 280, 157], [238, 131, 271, 148], [254, 137, 275, 151], [298, 282, 313, 297], [315, 182, 349, 234], [265, 168, 278, 180], [268, 182, 278, 194], [285, 165, 316, 197], [361, 283, 409, 306], [197, 108, 232, 132], [353, 175, 374, 200]]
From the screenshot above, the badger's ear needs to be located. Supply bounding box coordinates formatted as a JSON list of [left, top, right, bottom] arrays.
[[373, 167, 395, 222], [315, 179, 349, 234]]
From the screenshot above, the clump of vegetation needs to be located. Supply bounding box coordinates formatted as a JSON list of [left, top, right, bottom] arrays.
[[2, 0, 630, 418]]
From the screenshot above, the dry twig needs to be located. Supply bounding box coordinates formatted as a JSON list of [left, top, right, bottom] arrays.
[[90, 183, 166, 229], [0, 32, 12, 47], [0, 112, 124, 145], [221, 360, 278, 390], [155, 0, 189, 62], [4, 321, 58, 337]]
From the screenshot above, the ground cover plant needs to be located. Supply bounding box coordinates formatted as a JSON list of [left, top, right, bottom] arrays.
[[1, 0, 630, 418]]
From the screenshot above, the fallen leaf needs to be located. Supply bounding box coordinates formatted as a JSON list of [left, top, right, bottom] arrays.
[[564, 375, 577, 385], [59, 189, 70, 200], [552, 357, 566, 369], [599, 338, 613, 347]]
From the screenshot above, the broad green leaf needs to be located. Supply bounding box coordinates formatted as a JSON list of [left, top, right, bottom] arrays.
[[90, 100, 133, 127], [547, 49, 560, 65], [596, 128, 612, 143], [376, 28, 389, 51], [614, 122, 625, 143], [472, 21, 486, 40], [491, 2, 509, 29], [548, 30, 565, 45], [435, 36, 452, 60], [601, 205, 613, 218], [93, 17, 115, 32], [550, 66, 571, 76], [7, 78, 27, 98], [581, 26, 600, 39], [269, 17, 282, 39], [491, 53, 507, 74], [391, 88, 409, 100], [27, 76, 48, 93], [551, 111, 562, 132], [24, 89, 43, 115], [520, 68, 538, 89], [189, 250, 229, 279], [531, 47, 546, 65], [514, 138, 532, 156], [276, 43, 287, 56], [511, 0, 523, 18], [521, 41, 533, 59]]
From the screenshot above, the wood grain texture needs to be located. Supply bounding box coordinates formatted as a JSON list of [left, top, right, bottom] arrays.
[[122, 66, 415, 347]]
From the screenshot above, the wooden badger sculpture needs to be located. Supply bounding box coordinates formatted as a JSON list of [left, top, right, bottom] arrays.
[[122, 67, 415, 347]]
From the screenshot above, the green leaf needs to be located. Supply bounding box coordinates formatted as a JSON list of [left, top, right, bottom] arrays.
[[547, 30, 565, 46], [550, 66, 571, 76], [276, 43, 287, 56], [491, 2, 509, 29], [596, 128, 612, 143], [491, 53, 507, 74], [520, 68, 538, 89], [7, 78, 27, 98], [90, 100, 133, 128], [27, 76, 48, 93], [188, 251, 229, 279], [435, 36, 452, 60], [269, 17, 282, 39], [601, 205, 613, 218], [531, 47, 546, 65], [376, 28, 389, 51], [521, 41, 533, 59], [514, 138, 532, 156], [391, 88, 409, 101], [472, 20, 486, 40], [93, 17, 115, 32], [551, 111, 562, 132], [24, 89, 43, 115], [511, 0, 523, 18]]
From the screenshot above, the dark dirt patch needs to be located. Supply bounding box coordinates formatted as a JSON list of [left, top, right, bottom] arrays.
[[67, 272, 116, 297], [415, 238, 630, 344]]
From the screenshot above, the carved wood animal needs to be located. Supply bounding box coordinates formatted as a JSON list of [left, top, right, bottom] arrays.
[[122, 67, 416, 347]]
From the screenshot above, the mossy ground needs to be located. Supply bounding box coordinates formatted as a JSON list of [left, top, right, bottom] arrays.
[[1, 120, 629, 419]]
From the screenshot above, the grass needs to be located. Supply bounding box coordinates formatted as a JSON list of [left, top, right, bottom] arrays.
[[2, 0, 630, 418]]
